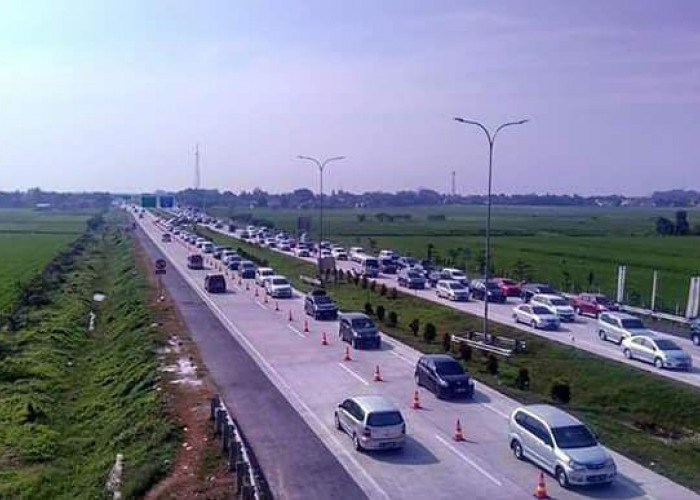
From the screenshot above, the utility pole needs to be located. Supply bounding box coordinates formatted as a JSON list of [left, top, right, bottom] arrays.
[[194, 143, 201, 190], [451, 170, 456, 197]]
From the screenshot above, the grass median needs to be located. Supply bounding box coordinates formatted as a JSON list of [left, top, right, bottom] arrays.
[[199, 226, 700, 493]]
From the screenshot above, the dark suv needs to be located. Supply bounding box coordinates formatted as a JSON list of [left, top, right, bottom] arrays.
[[414, 354, 474, 399], [304, 289, 338, 320], [521, 283, 557, 303], [469, 279, 506, 303], [204, 274, 227, 293], [398, 269, 426, 289], [339, 313, 380, 349], [187, 254, 204, 270]]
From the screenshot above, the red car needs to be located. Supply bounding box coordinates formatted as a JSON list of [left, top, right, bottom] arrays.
[[570, 293, 619, 317], [493, 278, 522, 298]]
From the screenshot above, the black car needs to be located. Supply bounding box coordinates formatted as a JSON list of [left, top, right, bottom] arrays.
[[187, 254, 204, 270], [204, 274, 227, 293], [379, 257, 397, 274], [520, 283, 557, 303], [414, 354, 474, 399], [239, 261, 256, 279], [305, 289, 338, 320], [469, 279, 506, 303], [227, 256, 242, 270], [398, 269, 426, 289], [339, 313, 380, 349], [396, 256, 418, 270], [691, 319, 700, 346]]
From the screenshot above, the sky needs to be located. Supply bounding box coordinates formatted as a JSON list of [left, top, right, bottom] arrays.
[[0, 0, 699, 196]]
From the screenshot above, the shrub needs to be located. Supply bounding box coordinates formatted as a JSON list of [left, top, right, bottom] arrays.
[[389, 287, 398, 300], [376, 305, 386, 322], [409, 318, 420, 337], [380, 283, 387, 296], [486, 354, 499, 376], [369, 280, 377, 292], [441, 332, 451, 352], [353, 274, 360, 286], [459, 343, 472, 362], [550, 379, 571, 404], [387, 311, 398, 327], [423, 323, 437, 344], [364, 302, 374, 316], [515, 368, 530, 391], [361, 276, 368, 289], [338, 269, 345, 281]]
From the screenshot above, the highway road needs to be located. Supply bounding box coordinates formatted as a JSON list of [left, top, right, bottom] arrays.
[[136, 209, 698, 500], [206, 224, 700, 390]]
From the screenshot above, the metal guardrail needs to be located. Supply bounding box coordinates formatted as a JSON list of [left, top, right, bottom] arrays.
[[451, 332, 526, 358], [210, 396, 271, 499], [299, 275, 323, 287]]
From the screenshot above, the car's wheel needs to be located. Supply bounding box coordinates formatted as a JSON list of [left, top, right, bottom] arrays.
[[353, 434, 363, 452], [511, 440, 524, 460], [598, 330, 607, 341], [556, 467, 569, 488], [624, 348, 632, 359], [530, 320, 537, 329], [334, 413, 342, 431], [654, 357, 664, 369]]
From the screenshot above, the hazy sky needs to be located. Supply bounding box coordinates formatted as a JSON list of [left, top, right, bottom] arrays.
[[1, 1, 699, 195]]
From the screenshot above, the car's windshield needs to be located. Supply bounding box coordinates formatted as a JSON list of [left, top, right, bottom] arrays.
[[351, 318, 375, 330], [366, 411, 403, 427], [449, 283, 465, 290], [407, 272, 421, 278], [485, 282, 500, 290], [365, 259, 379, 267], [551, 425, 597, 449], [434, 361, 464, 376], [655, 339, 682, 351], [315, 296, 332, 304], [550, 298, 568, 306], [532, 306, 551, 315], [621, 319, 645, 329]]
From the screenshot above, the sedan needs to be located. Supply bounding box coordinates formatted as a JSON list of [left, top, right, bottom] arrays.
[[435, 280, 469, 301], [622, 335, 692, 371], [512, 304, 561, 330]]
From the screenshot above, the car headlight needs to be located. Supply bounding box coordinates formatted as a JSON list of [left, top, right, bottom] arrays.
[[568, 459, 586, 471], [438, 379, 449, 387]]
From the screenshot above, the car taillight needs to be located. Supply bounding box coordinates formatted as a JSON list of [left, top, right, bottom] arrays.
[[363, 428, 371, 438]]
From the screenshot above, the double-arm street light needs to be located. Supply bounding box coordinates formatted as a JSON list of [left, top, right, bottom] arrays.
[[453, 117, 528, 337], [297, 155, 346, 260]]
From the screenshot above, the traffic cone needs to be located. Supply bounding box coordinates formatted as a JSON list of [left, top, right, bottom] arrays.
[[255, 287, 259, 297], [245, 282, 249, 291], [264, 294, 269, 304], [533, 471, 549, 499], [343, 345, 352, 361], [373, 365, 383, 382], [321, 332, 328, 346], [238, 276, 242, 285], [411, 390, 422, 410], [275, 301, 280, 312], [304, 319, 310, 333], [453, 419, 465, 442], [288, 309, 293, 322]]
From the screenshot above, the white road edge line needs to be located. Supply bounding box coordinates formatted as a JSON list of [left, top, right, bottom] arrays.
[[288, 324, 306, 338], [482, 404, 509, 419], [140, 216, 390, 500], [337, 362, 370, 386], [256, 302, 267, 311], [434, 434, 502, 487], [389, 351, 414, 366]]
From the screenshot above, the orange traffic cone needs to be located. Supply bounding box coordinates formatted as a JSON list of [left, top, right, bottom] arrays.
[[288, 309, 293, 322], [275, 301, 280, 312], [264, 293, 269, 304], [411, 390, 422, 410], [343, 345, 352, 361], [321, 332, 328, 346], [533, 471, 549, 499], [304, 319, 310, 333], [238, 276, 242, 285], [255, 287, 259, 297], [453, 419, 465, 442], [373, 365, 383, 382], [245, 282, 249, 291]]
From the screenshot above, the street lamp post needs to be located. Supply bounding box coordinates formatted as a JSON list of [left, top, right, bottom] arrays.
[[297, 155, 346, 261], [453, 117, 528, 337]]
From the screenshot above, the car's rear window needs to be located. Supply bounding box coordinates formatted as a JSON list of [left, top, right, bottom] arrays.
[[351, 318, 375, 330], [366, 411, 403, 427], [532, 306, 551, 315], [434, 361, 464, 376]]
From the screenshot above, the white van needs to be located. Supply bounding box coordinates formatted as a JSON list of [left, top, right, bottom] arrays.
[[358, 255, 379, 278]]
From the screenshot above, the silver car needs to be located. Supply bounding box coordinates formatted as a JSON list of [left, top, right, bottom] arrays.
[[597, 312, 655, 344], [509, 405, 616, 488], [334, 395, 405, 451], [622, 335, 693, 371], [512, 304, 561, 330]]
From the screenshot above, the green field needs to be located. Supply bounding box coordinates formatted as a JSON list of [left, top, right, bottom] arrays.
[[0, 209, 92, 313], [212, 205, 700, 314]]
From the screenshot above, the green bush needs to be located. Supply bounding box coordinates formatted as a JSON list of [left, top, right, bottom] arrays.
[[486, 354, 499, 375], [389, 287, 398, 299], [515, 368, 530, 390], [364, 302, 374, 316], [376, 305, 386, 322], [442, 332, 451, 352], [423, 322, 437, 344], [387, 311, 398, 327], [409, 318, 420, 337], [550, 379, 571, 404], [459, 343, 472, 362]]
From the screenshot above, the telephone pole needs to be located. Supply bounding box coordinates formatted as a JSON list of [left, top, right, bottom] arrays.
[[451, 170, 456, 197], [194, 143, 201, 190]]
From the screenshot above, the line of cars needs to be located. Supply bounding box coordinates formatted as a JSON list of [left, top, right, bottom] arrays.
[[155, 213, 623, 489]]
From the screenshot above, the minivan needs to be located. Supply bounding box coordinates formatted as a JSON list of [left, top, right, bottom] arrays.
[[187, 254, 204, 270], [359, 256, 379, 278], [339, 313, 381, 349], [204, 274, 227, 293], [334, 395, 405, 451], [509, 405, 616, 488]]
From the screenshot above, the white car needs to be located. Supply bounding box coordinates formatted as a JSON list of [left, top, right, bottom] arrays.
[[349, 247, 365, 262], [530, 294, 576, 322], [331, 248, 348, 260], [512, 304, 561, 330], [441, 268, 469, 286], [265, 275, 293, 298], [195, 238, 207, 248], [255, 267, 275, 286], [295, 247, 311, 258], [378, 249, 397, 260], [202, 242, 214, 253], [435, 280, 469, 301]]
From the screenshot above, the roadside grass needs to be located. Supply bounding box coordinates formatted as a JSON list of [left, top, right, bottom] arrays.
[[0, 215, 177, 497], [208, 205, 700, 314], [199, 226, 700, 492]]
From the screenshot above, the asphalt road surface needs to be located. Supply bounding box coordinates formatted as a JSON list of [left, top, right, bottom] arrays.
[[135, 210, 698, 500]]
